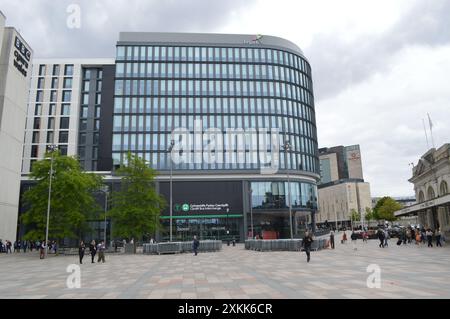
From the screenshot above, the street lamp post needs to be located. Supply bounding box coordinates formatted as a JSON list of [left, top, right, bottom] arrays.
[[283, 141, 293, 239], [250, 188, 254, 239], [168, 140, 175, 242], [45, 145, 58, 259], [100, 185, 109, 246]]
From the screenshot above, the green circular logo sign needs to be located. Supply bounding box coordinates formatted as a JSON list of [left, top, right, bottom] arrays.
[[182, 204, 190, 212]]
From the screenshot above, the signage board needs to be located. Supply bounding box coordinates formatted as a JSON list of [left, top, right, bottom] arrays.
[[160, 181, 243, 217], [12, 36, 31, 77]]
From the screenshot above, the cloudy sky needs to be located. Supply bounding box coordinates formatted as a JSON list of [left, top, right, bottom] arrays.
[[1, 0, 449, 197]]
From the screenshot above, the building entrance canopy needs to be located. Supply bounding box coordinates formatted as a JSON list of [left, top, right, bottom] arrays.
[[395, 194, 450, 217]]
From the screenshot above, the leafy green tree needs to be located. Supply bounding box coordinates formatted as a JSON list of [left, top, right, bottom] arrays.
[[365, 207, 375, 221], [109, 153, 166, 246], [373, 197, 389, 220], [377, 197, 403, 222], [21, 151, 103, 241], [350, 209, 360, 222]]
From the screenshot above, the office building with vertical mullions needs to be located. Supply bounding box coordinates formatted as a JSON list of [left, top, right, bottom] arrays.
[[19, 32, 319, 242], [112, 33, 319, 241]]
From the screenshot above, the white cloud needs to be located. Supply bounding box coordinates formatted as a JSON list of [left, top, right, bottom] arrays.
[[1, 0, 449, 198], [316, 45, 450, 196]]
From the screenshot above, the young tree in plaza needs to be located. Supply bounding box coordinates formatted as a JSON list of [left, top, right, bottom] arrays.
[[109, 153, 166, 248], [376, 197, 403, 222], [21, 151, 103, 241], [350, 209, 361, 222]]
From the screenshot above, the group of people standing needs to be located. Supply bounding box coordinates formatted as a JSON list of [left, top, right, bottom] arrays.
[[376, 227, 444, 248], [0, 239, 58, 258], [78, 240, 106, 264]]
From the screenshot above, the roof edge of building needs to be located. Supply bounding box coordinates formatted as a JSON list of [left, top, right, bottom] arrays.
[[118, 32, 305, 57]]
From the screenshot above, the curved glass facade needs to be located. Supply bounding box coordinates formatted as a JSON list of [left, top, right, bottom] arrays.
[[113, 44, 319, 175], [251, 181, 318, 210]]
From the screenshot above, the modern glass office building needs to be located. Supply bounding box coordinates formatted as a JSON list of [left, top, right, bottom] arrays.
[[19, 32, 319, 242], [112, 33, 320, 241]]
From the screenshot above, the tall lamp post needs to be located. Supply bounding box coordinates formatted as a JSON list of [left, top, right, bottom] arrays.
[[283, 141, 293, 239], [168, 140, 175, 242], [250, 188, 254, 239], [45, 145, 58, 259], [100, 185, 109, 246]]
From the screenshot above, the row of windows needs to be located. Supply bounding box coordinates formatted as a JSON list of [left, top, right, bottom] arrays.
[[31, 130, 70, 145], [79, 132, 100, 145], [78, 146, 99, 159], [116, 46, 310, 74], [35, 90, 72, 103], [111, 151, 318, 173], [111, 133, 317, 157], [115, 62, 311, 88], [113, 97, 315, 122], [34, 104, 71, 116], [83, 68, 103, 80], [33, 117, 70, 130], [79, 119, 101, 131], [81, 93, 102, 105], [79, 68, 104, 165], [38, 64, 74, 77], [112, 115, 316, 140], [80, 105, 101, 118], [36, 77, 73, 89], [82, 80, 103, 92], [251, 181, 318, 210], [115, 80, 313, 104]]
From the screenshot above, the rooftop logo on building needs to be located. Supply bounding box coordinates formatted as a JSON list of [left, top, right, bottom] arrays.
[[13, 36, 31, 77], [243, 34, 263, 45]]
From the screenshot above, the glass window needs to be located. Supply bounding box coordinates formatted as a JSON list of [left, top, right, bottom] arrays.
[[48, 118, 55, 129], [32, 132, 40, 144], [80, 119, 87, 131], [48, 104, 56, 115], [117, 46, 125, 60], [33, 118, 41, 130], [63, 78, 72, 89], [39, 65, 46, 76], [53, 65, 60, 76], [50, 91, 57, 102], [36, 91, 43, 102], [63, 91, 72, 102], [51, 78, 58, 89], [34, 104, 42, 116], [47, 131, 54, 144], [64, 65, 74, 76], [60, 117, 70, 129], [59, 131, 69, 143]]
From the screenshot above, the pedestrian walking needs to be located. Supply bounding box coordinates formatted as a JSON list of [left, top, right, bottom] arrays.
[[341, 232, 347, 244], [97, 240, 106, 263], [78, 241, 85, 264], [426, 229, 433, 247], [192, 235, 200, 256], [330, 231, 335, 249], [436, 229, 442, 247], [384, 229, 390, 247], [377, 229, 385, 248], [90, 240, 97, 263], [351, 231, 358, 251], [302, 231, 314, 263], [415, 231, 421, 245], [39, 240, 46, 259]]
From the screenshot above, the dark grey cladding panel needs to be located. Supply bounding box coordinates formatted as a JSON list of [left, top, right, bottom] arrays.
[[118, 32, 305, 59]]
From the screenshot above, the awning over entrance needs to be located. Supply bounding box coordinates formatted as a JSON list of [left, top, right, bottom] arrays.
[[395, 194, 450, 217]]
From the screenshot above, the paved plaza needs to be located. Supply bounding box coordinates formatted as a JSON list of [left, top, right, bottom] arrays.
[[1, 237, 450, 299]]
